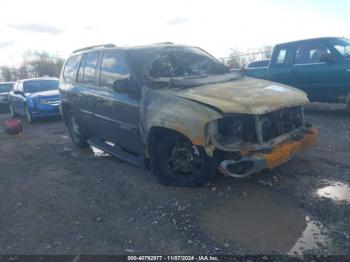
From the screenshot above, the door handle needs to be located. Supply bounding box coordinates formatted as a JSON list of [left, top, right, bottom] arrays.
[[290, 69, 298, 74]]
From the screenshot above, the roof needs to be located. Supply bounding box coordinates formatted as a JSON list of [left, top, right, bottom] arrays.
[[276, 36, 346, 46], [71, 42, 191, 55]]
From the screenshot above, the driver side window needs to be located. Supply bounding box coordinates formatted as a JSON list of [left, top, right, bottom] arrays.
[[149, 53, 176, 78], [99, 51, 131, 89]]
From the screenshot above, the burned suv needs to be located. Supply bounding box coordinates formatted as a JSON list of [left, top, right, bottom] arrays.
[[59, 43, 317, 187]]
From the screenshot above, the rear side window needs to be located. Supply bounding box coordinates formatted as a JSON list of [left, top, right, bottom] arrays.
[[294, 43, 331, 64], [100, 51, 130, 88], [82, 52, 99, 85], [276, 49, 287, 64], [63, 55, 82, 83]]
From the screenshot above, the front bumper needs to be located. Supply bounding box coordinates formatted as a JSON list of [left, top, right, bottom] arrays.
[[30, 103, 61, 118], [219, 127, 318, 177]]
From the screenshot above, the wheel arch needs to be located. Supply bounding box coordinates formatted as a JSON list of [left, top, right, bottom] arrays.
[[60, 101, 72, 126], [146, 126, 192, 159]]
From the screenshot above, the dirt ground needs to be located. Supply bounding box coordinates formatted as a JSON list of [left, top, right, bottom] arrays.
[[0, 103, 349, 255]]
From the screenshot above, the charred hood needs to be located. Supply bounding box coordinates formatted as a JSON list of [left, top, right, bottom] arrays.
[[169, 77, 309, 115]]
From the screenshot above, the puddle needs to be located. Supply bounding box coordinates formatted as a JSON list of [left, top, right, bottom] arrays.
[[316, 181, 350, 203], [199, 184, 326, 254], [288, 216, 327, 255], [90, 146, 109, 157]]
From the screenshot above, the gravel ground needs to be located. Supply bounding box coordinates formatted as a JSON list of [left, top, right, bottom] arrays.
[[0, 103, 349, 255]]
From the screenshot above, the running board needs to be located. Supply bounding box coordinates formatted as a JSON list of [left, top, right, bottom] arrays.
[[87, 137, 145, 168]]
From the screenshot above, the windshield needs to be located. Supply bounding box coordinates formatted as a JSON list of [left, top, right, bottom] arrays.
[[129, 46, 228, 79], [0, 83, 13, 93], [23, 80, 59, 93], [330, 38, 350, 58]]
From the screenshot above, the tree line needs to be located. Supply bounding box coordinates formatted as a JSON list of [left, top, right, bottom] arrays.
[[0, 45, 273, 82], [223, 45, 274, 69], [0, 51, 64, 82]]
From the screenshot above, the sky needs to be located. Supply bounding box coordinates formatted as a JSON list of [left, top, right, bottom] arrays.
[[0, 0, 349, 66]]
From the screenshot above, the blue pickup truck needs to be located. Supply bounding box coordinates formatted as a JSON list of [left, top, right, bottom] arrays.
[[246, 37, 350, 111]]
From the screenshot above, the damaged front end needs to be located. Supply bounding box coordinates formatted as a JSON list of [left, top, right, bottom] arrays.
[[206, 106, 317, 178]]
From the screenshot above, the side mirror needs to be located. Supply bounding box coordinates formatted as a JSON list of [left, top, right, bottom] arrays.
[[320, 53, 334, 64], [14, 90, 23, 95], [112, 79, 138, 94]]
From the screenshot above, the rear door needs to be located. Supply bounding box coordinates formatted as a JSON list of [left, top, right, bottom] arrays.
[[288, 41, 344, 102], [74, 52, 101, 136], [94, 50, 143, 154]]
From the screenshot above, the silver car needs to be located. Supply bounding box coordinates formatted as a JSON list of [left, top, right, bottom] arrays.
[[0, 82, 14, 105]]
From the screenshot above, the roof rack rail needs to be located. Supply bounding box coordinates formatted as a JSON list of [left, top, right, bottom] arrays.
[[73, 43, 116, 53], [154, 42, 174, 45]]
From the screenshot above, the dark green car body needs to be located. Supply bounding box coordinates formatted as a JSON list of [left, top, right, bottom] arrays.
[[246, 37, 350, 107]]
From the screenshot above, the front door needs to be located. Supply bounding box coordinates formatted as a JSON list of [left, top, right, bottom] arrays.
[[288, 42, 344, 102], [94, 50, 143, 155]]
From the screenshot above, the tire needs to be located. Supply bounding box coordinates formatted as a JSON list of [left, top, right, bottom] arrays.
[[151, 132, 216, 187], [24, 106, 33, 123], [68, 111, 88, 148], [9, 103, 19, 118]]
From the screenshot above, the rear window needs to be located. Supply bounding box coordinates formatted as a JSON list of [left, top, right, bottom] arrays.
[[23, 80, 59, 93], [0, 83, 13, 92], [63, 55, 82, 83]]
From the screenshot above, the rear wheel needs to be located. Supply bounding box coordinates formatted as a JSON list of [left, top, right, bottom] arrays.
[[9, 104, 19, 118], [151, 132, 216, 187], [24, 106, 33, 123], [68, 111, 88, 148]]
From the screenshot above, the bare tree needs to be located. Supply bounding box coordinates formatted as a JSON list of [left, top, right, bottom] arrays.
[[262, 45, 273, 60], [0, 51, 64, 82], [23, 51, 64, 78], [227, 48, 246, 69], [0, 66, 16, 81]]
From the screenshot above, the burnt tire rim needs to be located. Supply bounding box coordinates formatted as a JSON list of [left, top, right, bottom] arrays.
[[163, 140, 203, 178]]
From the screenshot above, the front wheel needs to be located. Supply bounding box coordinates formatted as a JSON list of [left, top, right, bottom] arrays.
[[151, 133, 216, 187], [68, 112, 88, 148]]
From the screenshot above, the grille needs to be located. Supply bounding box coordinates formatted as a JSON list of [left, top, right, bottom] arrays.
[[257, 106, 304, 142]]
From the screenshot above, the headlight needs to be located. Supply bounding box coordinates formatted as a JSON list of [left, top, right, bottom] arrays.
[[217, 115, 257, 143], [260, 116, 272, 141], [229, 120, 244, 138]]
